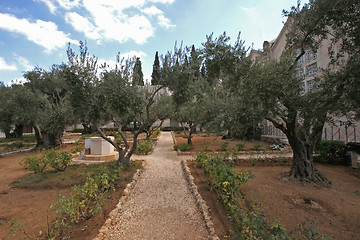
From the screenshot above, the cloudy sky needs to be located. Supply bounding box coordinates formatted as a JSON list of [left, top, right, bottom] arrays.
[[0, 0, 298, 85]]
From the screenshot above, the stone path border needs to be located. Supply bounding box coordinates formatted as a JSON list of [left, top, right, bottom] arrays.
[[181, 159, 220, 240], [93, 168, 142, 240]]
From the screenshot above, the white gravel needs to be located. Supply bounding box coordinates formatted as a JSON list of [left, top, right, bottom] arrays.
[[103, 132, 208, 240]]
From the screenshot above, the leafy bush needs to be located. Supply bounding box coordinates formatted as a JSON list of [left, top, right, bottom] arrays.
[[151, 129, 161, 138], [46, 150, 72, 172], [22, 149, 73, 173], [22, 154, 48, 173], [253, 142, 264, 151], [70, 142, 84, 154], [235, 142, 245, 151], [316, 140, 347, 164], [174, 143, 192, 152], [50, 165, 123, 237], [196, 152, 331, 239], [220, 140, 229, 151], [136, 139, 154, 154]]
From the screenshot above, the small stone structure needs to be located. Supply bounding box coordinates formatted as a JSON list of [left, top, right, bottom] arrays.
[[82, 136, 119, 161]]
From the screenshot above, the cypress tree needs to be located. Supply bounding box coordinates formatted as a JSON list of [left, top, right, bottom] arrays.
[[151, 51, 161, 85], [133, 57, 144, 86]]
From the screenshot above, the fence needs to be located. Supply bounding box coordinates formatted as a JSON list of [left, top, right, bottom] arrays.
[[262, 124, 359, 144], [322, 126, 358, 143]]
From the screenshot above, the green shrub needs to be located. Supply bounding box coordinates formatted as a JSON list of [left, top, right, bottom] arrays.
[[151, 129, 161, 138], [173, 143, 192, 152], [46, 150, 72, 172], [22, 154, 48, 173], [4, 141, 24, 150], [70, 142, 84, 154], [136, 139, 154, 154], [316, 140, 347, 164], [220, 139, 229, 151], [195, 152, 331, 239], [253, 142, 264, 151], [235, 142, 245, 151]]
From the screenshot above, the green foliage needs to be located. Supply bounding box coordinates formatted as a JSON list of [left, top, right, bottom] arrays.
[[46, 149, 72, 172], [220, 139, 229, 151], [70, 142, 84, 154], [151, 129, 161, 138], [151, 51, 161, 85], [253, 142, 264, 151], [4, 141, 24, 150], [316, 140, 347, 164], [50, 164, 123, 237], [173, 143, 192, 152], [275, 153, 289, 166], [196, 152, 331, 239], [136, 139, 154, 155], [22, 154, 48, 174], [22, 149, 73, 174], [235, 142, 245, 151], [0, 134, 37, 144]]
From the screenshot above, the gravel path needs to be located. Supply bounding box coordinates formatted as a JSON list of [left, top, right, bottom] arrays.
[[103, 132, 208, 240]]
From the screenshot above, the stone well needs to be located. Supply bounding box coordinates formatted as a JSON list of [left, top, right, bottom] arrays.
[[82, 136, 119, 161]]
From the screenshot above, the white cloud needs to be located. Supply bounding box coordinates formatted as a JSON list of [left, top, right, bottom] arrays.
[[99, 50, 147, 69], [57, 0, 81, 10], [13, 54, 33, 71], [142, 6, 163, 16], [157, 15, 175, 29], [0, 13, 77, 53], [239, 6, 257, 19], [151, 0, 175, 4], [36, 0, 80, 13], [36, 0, 57, 14], [11, 77, 29, 85], [0, 57, 17, 71], [65, 12, 101, 39]]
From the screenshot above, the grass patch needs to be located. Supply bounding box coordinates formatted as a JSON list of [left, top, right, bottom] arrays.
[[0, 134, 36, 143], [12, 161, 142, 189]]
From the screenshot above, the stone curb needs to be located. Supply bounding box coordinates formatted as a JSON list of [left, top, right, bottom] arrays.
[[93, 168, 142, 240], [181, 159, 220, 240], [0, 147, 35, 157]]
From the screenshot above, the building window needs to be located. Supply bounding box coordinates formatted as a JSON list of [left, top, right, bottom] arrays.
[[306, 63, 318, 77], [296, 68, 305, 79], [305, 47, 317, 63], [297, 55, 304, 67], [301, 82, 306, 95], [307, 80, 314, 91]]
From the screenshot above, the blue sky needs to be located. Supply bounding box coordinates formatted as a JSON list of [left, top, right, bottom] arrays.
[[0, 0, 297, 85]]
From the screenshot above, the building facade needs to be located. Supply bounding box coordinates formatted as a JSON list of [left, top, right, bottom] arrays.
[[250, 22, 359, 144]]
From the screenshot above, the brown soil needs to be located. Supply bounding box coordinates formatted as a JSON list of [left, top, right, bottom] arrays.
[[174, 133, 275, 153], [0, 144, 137, 240], [188, 159, 360, 240], [188, 162, 232, 239]]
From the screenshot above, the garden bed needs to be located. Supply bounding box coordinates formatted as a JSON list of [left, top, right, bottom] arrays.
[[0, 143, 141, 240], [188, 158, 360, 239]]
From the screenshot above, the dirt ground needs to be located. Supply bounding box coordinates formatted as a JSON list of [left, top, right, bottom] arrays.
[[189, 160, 360, 240], [0, 144, 136, 240], [174, 133, 276, 153]]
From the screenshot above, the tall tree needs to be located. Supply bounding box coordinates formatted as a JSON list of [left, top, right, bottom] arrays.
[[88, 57, 162, 166], [65, 41, 100, 134], [132, 57, 144, 86], [24, 65, 73, 149], [241, 0, 360, 184], [151, 51, 161, 85]]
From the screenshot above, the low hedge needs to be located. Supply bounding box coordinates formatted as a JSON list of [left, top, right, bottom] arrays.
[[315, 140, 347, 165]]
